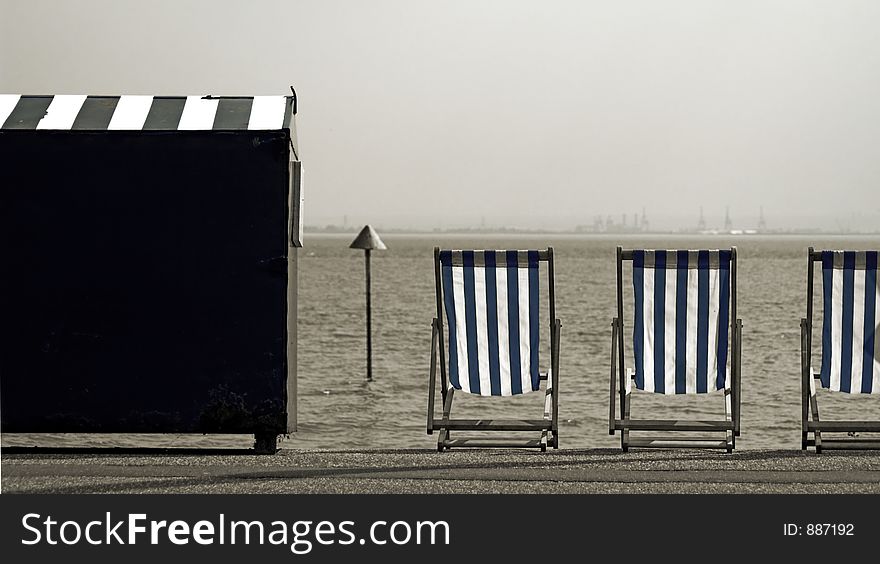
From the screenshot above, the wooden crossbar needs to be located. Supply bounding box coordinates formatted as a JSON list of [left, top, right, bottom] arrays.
[[807, 439, 880, 450], [626, 438, 730, 449], [441, 438, 545, 448], [806, 421, 880, 432], [615, 419, 734, 432], [433, 419, 552, 431]]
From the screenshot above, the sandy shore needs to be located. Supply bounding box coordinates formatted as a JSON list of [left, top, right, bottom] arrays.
[[3, 448, 880, 494]]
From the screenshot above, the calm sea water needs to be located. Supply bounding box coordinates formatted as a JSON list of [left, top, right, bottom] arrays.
[[5, 233, 880, 450]]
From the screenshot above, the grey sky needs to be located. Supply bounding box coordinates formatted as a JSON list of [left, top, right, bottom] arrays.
[[2, 0, 880, 230]]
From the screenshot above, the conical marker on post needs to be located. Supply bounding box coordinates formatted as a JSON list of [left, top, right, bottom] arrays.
[[350, 225, 387, 381]]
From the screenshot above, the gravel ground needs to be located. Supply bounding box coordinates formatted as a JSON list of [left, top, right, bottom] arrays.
[[4, 448, 880, 494]]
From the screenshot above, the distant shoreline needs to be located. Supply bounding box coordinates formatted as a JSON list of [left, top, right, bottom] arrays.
[[304, 228, 880, 237]]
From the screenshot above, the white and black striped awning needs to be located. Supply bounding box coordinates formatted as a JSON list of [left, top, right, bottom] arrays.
[[0, 95, 295, 131]]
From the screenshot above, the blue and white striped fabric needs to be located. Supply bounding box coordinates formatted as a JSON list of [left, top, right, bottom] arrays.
[[439, 250, 540, 396], [819, 251, 880, 394], [632, 250, 731, 394]]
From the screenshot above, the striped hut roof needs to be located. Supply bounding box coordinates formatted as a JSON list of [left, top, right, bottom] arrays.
[[0, 95, 296, 131]]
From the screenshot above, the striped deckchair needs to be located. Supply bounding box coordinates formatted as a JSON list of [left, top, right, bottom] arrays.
[[609, 247, 742, 452], [802, 249, 880, 452], [427, 248, 561, 451]]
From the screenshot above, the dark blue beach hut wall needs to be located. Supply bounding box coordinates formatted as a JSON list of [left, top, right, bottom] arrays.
[[0, 95, 301, 438]]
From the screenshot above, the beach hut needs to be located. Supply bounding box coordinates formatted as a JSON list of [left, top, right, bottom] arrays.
[[0, 94, 302, 452]]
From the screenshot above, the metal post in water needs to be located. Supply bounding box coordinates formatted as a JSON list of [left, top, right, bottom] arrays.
[[350, 225, 387, 381], [365, 248, 372, 381]]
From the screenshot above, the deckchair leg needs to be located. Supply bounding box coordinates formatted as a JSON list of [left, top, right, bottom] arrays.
[[622, 385, 631, 452], [427, 319, 440, 435], [553, 319, 562, 449], [810, 386, 822, 454], [542, 368, 557, 451], [800, 319, 809, 450], [804, 360, 823, 453], [724, 387, 734, 453], [615, 319, 631, 451], [438, 387, 455, 451], [800, 323, 825, 454], [734, 319, 742, 437], [542, 383, 552, 452], [545, 323, 560, 450], [609, 319, 618, 435]]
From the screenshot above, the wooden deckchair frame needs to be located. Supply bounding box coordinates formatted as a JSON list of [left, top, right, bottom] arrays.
[[427, 247, 561, 451], [802, 247, 880, 452], [609, 246, 742, 452]]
